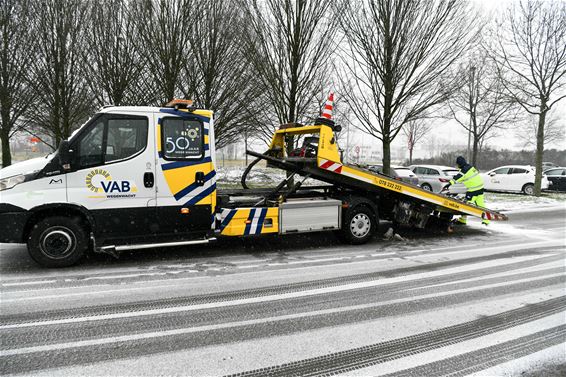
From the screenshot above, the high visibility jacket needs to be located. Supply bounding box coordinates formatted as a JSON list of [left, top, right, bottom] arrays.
[[450, 164, 484, 193]]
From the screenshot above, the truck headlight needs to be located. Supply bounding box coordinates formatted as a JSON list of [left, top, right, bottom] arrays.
[[0, 174, 26, 191]]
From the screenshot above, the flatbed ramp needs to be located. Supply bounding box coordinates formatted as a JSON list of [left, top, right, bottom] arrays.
[[247, 122, 507, 223]]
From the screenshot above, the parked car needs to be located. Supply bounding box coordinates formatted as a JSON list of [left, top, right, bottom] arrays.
[[542, 161, 558, 169], [367, 164, 419, 186], [481, 165, 549, 195], [544, 167, 566, 192], [409, 164, 466, 193]]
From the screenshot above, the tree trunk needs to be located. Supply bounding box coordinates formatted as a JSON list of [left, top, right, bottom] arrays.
[[408, 146, 413, 165], [382, 137, 391, 176], [1, 129, 11, 167], [534, 106, 546, 196], [244, 132, 248, 166], [382, 115, 392, 175], [472, 135, 479, 167], [1, 106, 12, 166]]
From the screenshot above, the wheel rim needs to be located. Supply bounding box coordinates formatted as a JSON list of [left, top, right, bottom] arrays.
[[40, 227, 75, 259], [422, 184, 431, 191], [350, 213, 371, 238], [524, 185, 534, 195]]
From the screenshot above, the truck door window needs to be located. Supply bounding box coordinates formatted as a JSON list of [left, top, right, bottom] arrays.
[[78, 120, 105, 168], [162, 118, 203, 160], [75, 115, 148, 169], [106, 118, 148, 163]]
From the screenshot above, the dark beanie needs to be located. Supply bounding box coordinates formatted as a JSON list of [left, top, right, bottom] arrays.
[[456, 156, 467, 167]]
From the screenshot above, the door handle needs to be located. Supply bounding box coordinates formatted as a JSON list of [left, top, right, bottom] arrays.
[[144, 172, 154, 188], [195, 171, 205, 186]]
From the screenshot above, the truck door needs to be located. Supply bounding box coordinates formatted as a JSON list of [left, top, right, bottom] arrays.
[[66, 112, 157, 240], [154, 111, 216, 238]]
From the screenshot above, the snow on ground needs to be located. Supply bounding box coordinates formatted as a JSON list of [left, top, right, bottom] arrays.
[[468, 342, 566, 377], [216, 167, 326, 188], [485, 192, 566, 212], [217, 167, 286, 188]]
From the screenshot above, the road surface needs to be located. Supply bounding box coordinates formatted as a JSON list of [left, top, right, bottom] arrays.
[[1, 206, 565, 376]]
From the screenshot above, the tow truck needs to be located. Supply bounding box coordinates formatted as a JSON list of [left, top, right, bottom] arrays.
[[0, 96, 507, 267]]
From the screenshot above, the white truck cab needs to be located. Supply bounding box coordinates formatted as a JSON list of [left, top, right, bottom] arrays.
[[0, 103, 218, 267]]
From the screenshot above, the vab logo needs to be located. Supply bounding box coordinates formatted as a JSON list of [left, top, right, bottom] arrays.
[[86, 169, 137, 194]]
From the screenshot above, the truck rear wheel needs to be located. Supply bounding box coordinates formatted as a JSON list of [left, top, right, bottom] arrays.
[[27, 216, 88, 267], [338, 204, 377, 245]]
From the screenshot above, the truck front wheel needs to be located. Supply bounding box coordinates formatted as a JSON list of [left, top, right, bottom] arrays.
[[27, 216, 88, 267], [338, 204, 377, 245]]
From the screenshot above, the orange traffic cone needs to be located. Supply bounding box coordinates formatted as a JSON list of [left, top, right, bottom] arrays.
[[316, 92, 338, 130], [321, 92, 334, 119]]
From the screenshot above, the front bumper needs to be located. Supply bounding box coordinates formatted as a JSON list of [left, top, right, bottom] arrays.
[[0, 204, 30, 243]]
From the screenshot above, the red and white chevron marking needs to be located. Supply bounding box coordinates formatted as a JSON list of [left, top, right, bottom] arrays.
[[319, 159, 343, 173], [483, 212, 507, 221]]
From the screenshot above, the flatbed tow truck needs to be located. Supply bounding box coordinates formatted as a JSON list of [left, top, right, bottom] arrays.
[[0, 96, 507, 267]]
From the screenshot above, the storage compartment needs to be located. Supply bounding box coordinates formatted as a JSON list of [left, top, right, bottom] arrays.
[[279, 198, 341, 234]]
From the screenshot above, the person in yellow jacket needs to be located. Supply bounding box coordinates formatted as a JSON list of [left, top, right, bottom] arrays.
[[444, 156, 490, 225]]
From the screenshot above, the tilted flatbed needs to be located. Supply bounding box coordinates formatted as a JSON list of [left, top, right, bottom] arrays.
[[215, 118, 506, 241]]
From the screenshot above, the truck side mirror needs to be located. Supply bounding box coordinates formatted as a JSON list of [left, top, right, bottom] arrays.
[[58, 140, 73, 171]]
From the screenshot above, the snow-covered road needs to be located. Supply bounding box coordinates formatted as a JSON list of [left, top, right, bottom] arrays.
[[0, 205, 564, 376]]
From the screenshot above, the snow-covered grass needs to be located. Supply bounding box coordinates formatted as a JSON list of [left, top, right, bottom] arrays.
[[216, 167, 286, 189], [216, 166, 328, 189], [484, 192, 566, 212]]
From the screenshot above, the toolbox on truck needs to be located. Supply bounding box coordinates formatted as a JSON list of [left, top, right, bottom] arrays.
[[279, 198, 341, 234]]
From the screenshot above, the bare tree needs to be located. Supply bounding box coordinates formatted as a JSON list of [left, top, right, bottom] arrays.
[[134, 0, 192, 104], [516, 112, 565, 149], [240, 0, 337, 148], [402, 119, 431, 165], [181, 0, 261, 148], [30, 0, 93, 148], [84, 0, 150, 107], [337, 0, 479, 175], [0, 0, 36, 166], [491, 0, 566, 195], [447, 53, 518, 166]]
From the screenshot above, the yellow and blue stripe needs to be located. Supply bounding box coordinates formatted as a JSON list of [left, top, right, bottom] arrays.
[[219, 207, 278, 236]]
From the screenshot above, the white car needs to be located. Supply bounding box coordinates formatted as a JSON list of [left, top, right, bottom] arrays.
[[481, 165, 549, 195]]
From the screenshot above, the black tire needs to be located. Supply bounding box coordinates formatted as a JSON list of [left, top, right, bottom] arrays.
[[338, 204, 377, 245], [421, 183, 432, 191], [522, 183, 535, 195], [27, 216, 88, 267]]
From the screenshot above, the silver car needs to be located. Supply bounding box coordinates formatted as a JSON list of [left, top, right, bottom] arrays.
[[367, 165, 419, 186], [409, 165, 466, 193]]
